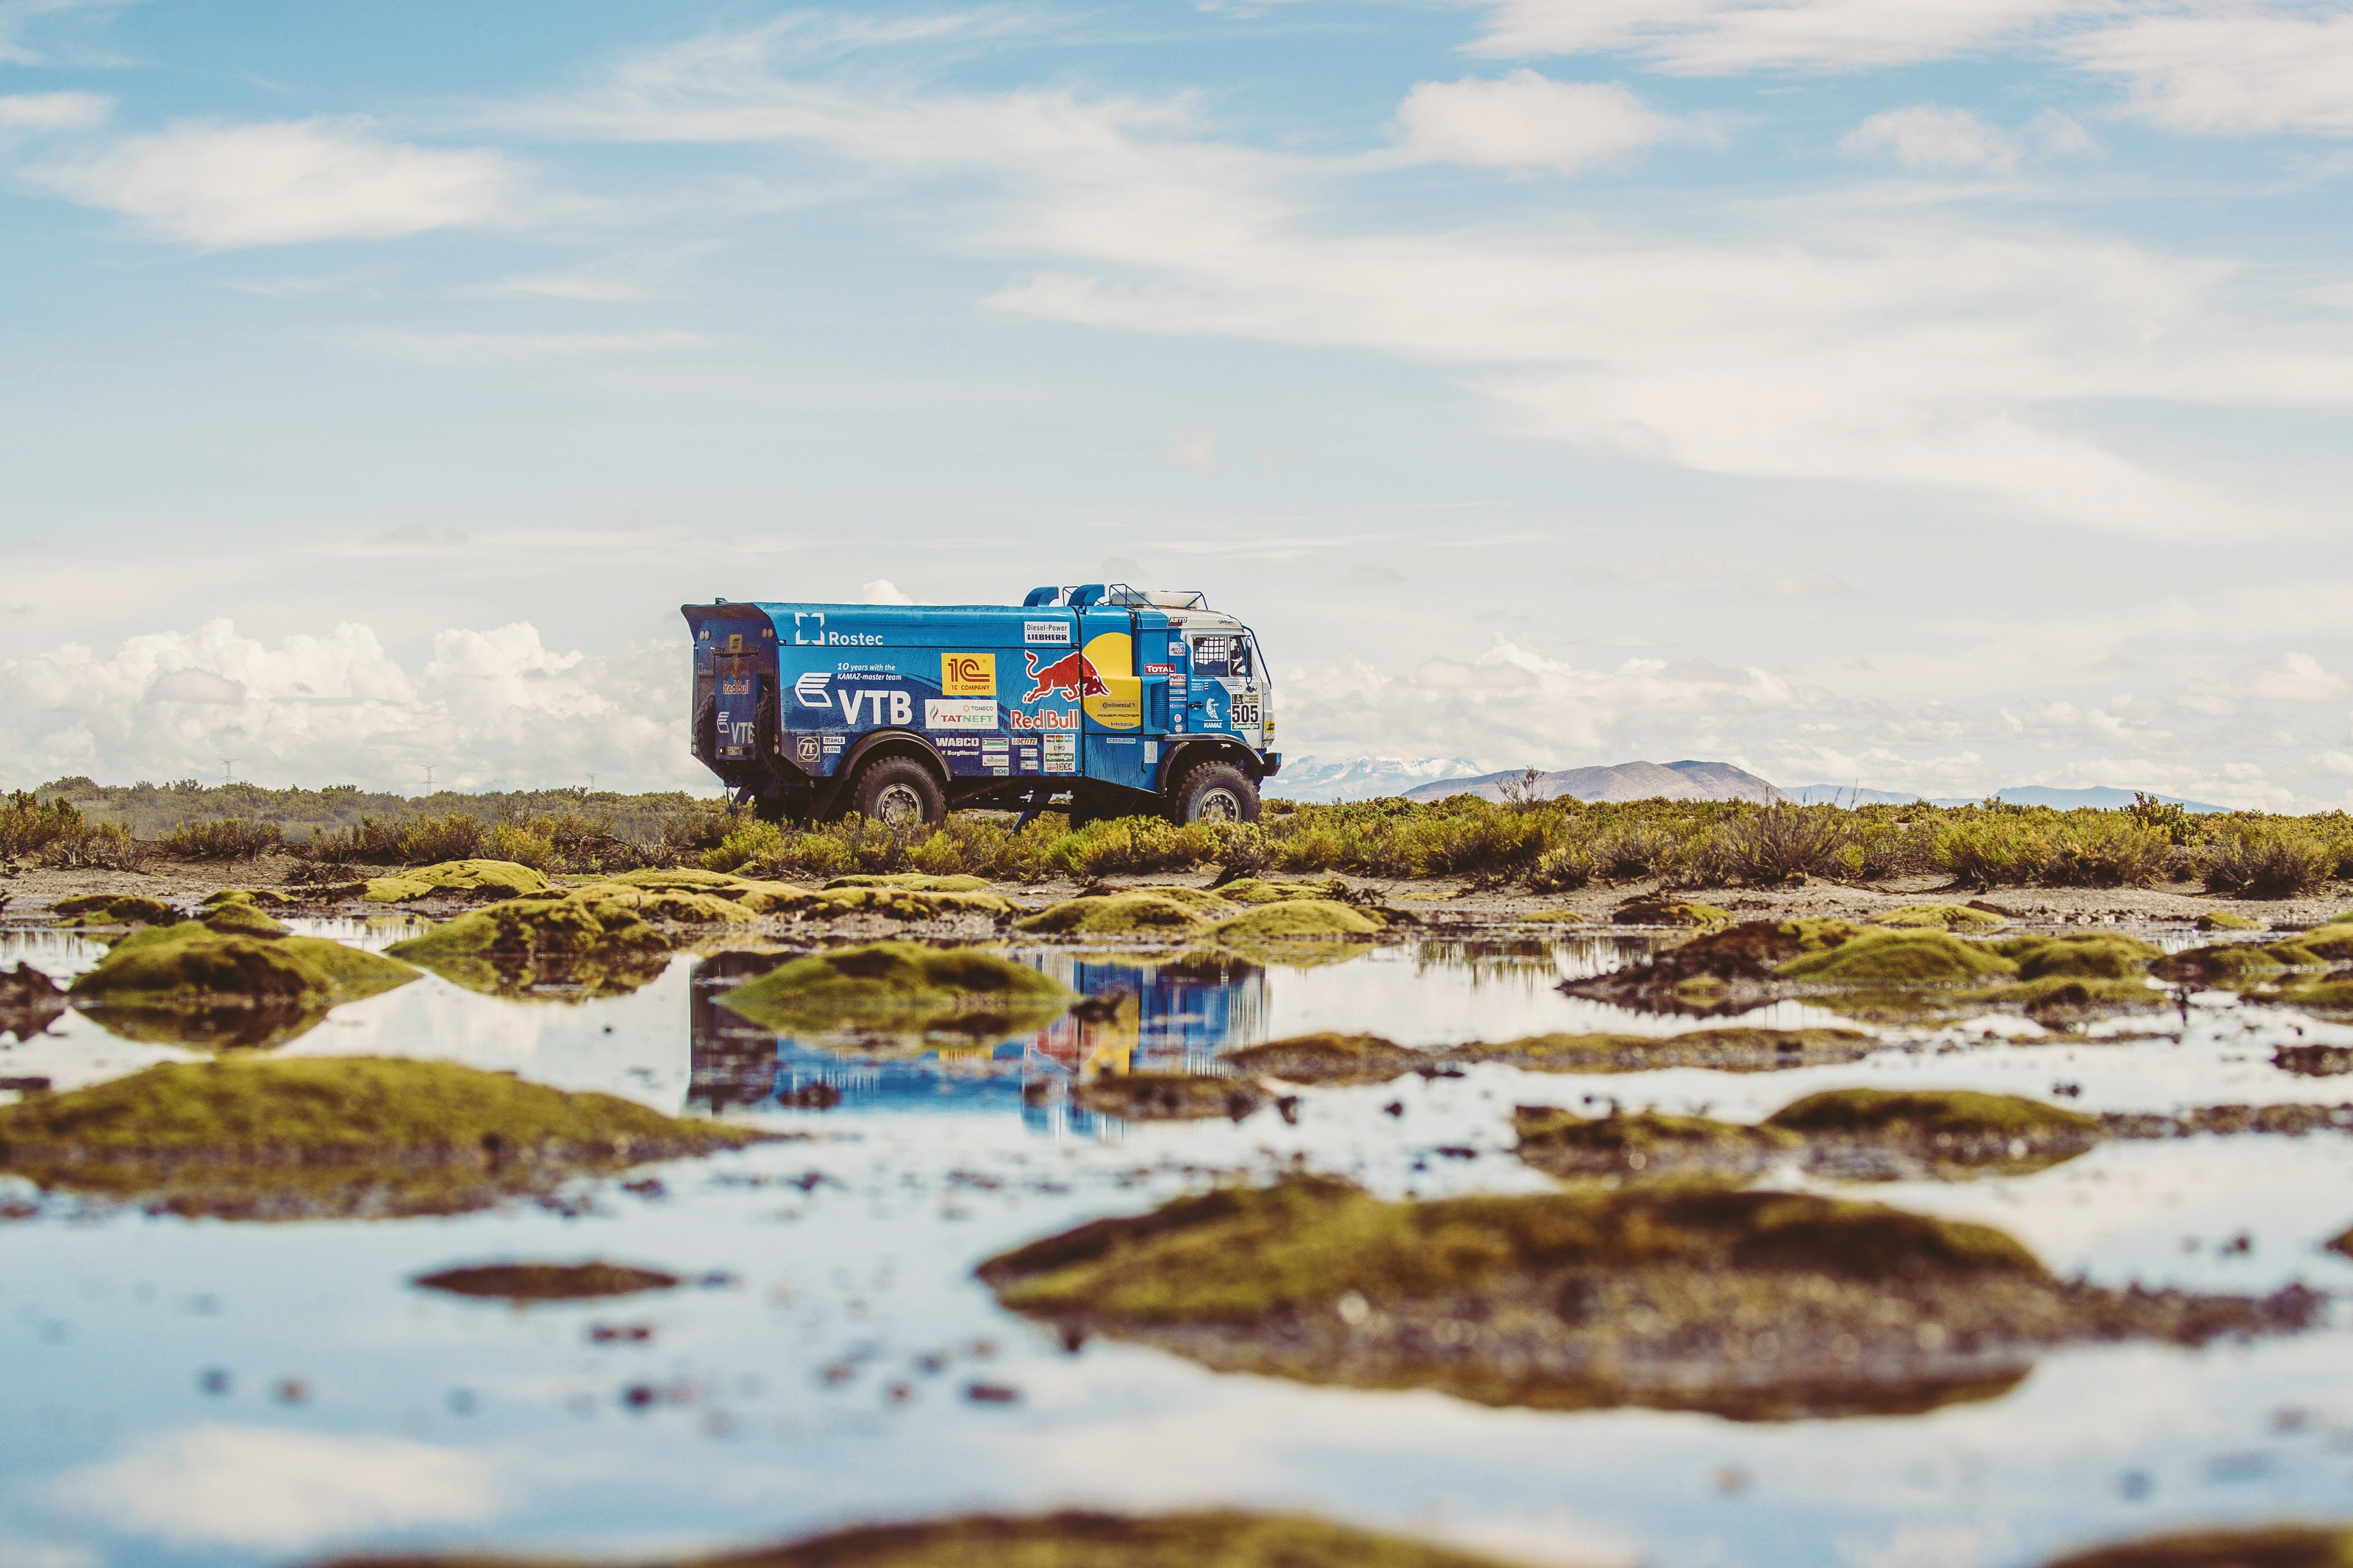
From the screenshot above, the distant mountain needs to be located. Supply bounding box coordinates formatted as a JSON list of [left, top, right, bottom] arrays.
[[1273, 756, 1484, 803], [1785, 783, 2229, 813], [1401, 759, 1785, 806]]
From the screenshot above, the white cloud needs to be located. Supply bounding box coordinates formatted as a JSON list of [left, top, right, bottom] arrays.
[[860, 578, 914, 604], [346, 329, 704, 365], [1, 618, 696, 790], [1841, 104, 2019, 173], [2066, 11, 2353, 136], [37, 119, 519, 247], [1393, 72, 1668, 173], [1461, 0, 2096, 74], [1759, 567, 1862, 599], [0, 90, 107, 132], [49, 1425, 499, 1550], [1165, 427, 1218, 467]]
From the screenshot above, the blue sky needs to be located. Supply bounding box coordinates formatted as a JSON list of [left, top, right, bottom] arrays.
[[3, 0, 2352, 804]]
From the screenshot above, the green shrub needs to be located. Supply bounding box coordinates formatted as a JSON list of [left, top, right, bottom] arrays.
[[2042, 814, 2169, 887], [160, 817, 285, 861], [2204, 823, 2338, 899], [0, 791, 88, 859], [1932, 816, 2050, 887], [1720, 806, 1853, 884]]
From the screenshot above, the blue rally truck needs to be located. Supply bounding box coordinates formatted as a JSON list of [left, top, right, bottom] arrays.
[[682, 584, 1279, 828]]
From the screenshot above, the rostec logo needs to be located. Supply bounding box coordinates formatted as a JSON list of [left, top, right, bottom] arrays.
[[1021, 648, 1108, 704], [940, 652, 996, 696], [793, 671, 831, 707]]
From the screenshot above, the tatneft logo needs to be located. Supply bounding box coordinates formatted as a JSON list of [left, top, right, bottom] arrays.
[[941, 652, 996, 695], [924, 699, 996, 731], [1024, 620, 1071, 645], [793, 671, 831, 707]]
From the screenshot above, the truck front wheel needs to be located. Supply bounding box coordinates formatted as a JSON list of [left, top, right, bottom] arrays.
[[1171, 762, 1259, 826], [848, 756, 946, 828]]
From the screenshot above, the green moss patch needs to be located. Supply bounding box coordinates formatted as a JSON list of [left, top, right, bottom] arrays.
[[978, 1178, 2314, 1420], [2288, 926, 2353, 962], [0, 1056, 765, 1219], [1558, 919, 1863, 1014], [200, 888, 297, 909], [1072, 1071, 1270, 1122], [2281, 979, 2353, 1013], [387, 888, 674, 998], [413, 1261, 682, 1302], [715, 941, 1072, 1039], [1466, 1027, 1880, 1075], [1974, 975, 2165, 1020], [825, 872, 993, 893], [2153, 942, 2290, 984], [1209, 900, 1384, 942], [1779, 929, 2015, 984], [1990, 933, 2163, 980], [1873, 904, 2007, 931], [804, 885, 1019, 922], [2195, 911, 2267, 932], [1765, 1088, 2100, 1178], [1612, 899, 1732, 928], [1216, 877, 1351, 906], [1515, 909, 1588, 925], [2039, 1525, 2353, 1568], [1513, 1106, 1797, 1181], [52, 894, 178, 928], [307, 1511, 1530, 1568], [1223, 1034, 1432, 1086], [196, 900, 292, 937], [1016, 887, 1227, 936], [363, 859, 551, 903]]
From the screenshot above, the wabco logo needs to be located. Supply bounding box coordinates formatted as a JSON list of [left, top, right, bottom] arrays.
[[793, 671, 831, 707], [940, 652, 996, 696], [1021, 649, 1108, 704]]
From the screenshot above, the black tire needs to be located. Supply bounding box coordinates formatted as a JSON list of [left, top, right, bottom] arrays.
[[693, 698, 718, 763], [1171, 762, 1259, 826], [846, 755, 946, 828]]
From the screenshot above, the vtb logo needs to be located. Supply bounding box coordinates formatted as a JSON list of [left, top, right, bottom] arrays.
[[940, 652, 996, 696], [1021, 648, 1108, 704]]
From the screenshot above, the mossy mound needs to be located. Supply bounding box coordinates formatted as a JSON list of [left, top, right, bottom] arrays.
[[979, 1178, 2314, 1420], [0, 1056, 764, 1219], [1764, 1088, 2100, 1178], [1073, 1071, 1270, 1122], [2281, 979, 2353, 1013], [2195, 911, 2267, 932], [1217, 877, 1350, 906], [1208, 900, 1384, 942], [68, 921, 418, 1016], [1991, 933, 2163, 980], [1557, 919, 1863, 1014], [1873, 904, 2006, 931], [2289, 926, 2353, 962], [1016, 887, 1227, 936], [363, 859, 550, 903], [805, 885, 1019, 922], [1974, 974, 2165, 1020], [607, 867, 813, 913], [200, 888, 297, 909], [1458, 1027, 1881, 1075], [824, 872, 993, 893], [1613, 899, 1732, 928], [715, 941, 1073, 1039], [413, 1261, 682, 1302], [1223, 1033, 1432, 1086], [1516, 909, 1588, 925], [2039, 1526, 2353, 1567], [307, 1511, 1530, 1568], [1513, 1106, 1798, 1181], [196, 900, 292, 937], [1779, 929, 2015, 984], [51, 894, 178, 928], [2153, 942, 2289, 984], [387, 888, 674, 998]]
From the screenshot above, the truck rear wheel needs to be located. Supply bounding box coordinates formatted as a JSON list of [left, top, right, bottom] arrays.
[[848, 756, 946, 828], [1172, 762, 1259, 826]]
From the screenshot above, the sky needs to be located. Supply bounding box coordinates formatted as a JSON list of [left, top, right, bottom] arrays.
[[2, 0, 2352, 806]]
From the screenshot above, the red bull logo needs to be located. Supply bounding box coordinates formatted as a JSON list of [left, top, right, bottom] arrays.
[[1021, 648, 1108, 705]]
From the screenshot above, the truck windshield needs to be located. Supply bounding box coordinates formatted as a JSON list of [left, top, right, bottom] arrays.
[[1229, 637, 1253, 678]]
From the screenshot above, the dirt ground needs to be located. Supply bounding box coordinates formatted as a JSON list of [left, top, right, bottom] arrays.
[[3, 855, 2345, 931]]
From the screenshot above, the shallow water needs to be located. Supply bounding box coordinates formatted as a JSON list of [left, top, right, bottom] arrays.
[[5, 924, 2353, 1568]]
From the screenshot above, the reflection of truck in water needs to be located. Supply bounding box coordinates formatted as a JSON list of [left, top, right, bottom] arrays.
[[682, 584, 1279, 827]]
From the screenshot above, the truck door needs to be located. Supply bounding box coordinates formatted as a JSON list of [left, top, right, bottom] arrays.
[[1186, 629, 1265, 751], [1078, 607, 1150, 791]]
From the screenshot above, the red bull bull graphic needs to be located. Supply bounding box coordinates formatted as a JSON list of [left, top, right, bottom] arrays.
[[1021, 647, 1109, 704]]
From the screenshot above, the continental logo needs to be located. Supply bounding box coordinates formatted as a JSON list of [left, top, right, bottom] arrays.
[[941, 652, 996, 696]]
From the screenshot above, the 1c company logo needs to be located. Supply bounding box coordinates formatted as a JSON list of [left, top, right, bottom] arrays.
[[940, 652, 996, 697]]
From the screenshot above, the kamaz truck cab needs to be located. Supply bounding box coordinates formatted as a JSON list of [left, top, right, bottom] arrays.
[[682, 584, 1279, 828]]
